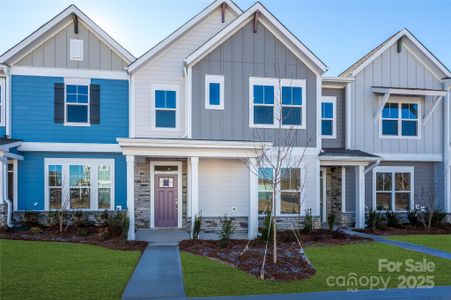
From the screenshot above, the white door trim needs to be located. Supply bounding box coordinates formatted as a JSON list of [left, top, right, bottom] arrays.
[[320, 167, 327, 223], [150, 161, 183, 229]]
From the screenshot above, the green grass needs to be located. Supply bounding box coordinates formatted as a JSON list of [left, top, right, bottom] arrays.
[[0, 239, 141, 300], [386, 234, 451, 252], [181, 242, 451, 297]]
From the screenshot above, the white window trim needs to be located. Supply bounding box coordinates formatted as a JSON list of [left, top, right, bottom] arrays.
[[64, 78, 91, 127], [44, 158, 115, 211], [379, 96, 422, 140], [372, 166, 414, 212], [70, 39, 84, 61], [249, 77, 306, 129], [151, 84, 179, 131], [0, 78, 5, 127], [321, 96, 337, 139], [205, 75, 224, 110]]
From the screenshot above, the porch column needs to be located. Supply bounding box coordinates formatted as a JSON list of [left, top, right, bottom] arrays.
[[248, 158, 258, 240], [126, 155, 135, 241], [190, 157, 199, 231], [355, 165, 365, 229]]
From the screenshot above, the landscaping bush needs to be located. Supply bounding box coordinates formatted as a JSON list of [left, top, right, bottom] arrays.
[[261, 211, 273, 242], [302, 209, 313, 234], [98, 209, 109, 227], [327, 211, 336, 231], [219, 215, 235, 248], [121, 212, 129, 241], [192, 213, 202, 240], [77, 227, 89, 237], [407, 210, 420, 227], [29, 226, 42, 234], [106, 211, 128, 239], [97, 227, 111, 240], [22, 211, 39, 227], [386, 211, 401, 228], [431, 209, 447, 227], [73, 210, 90, 228], [367, 210, 384, 231], [47, 211, 59, 228]]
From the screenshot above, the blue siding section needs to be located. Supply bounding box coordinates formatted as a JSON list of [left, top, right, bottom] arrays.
[[12, 75, 128, 143], [0, 126, 5, 136], [18, 152, 127, 210]]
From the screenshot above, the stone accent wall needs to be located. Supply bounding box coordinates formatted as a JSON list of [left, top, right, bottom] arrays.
[[340, 212, 355, 226], [326, 167, 343, 223], [187, 216, 248, 233], [134, 158, 188, 229], [12, 210, 122, 226], [0, 203, 7, 228]]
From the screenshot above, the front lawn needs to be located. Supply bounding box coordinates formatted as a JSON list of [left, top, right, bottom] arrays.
[[386, 234, 451, 252], [0, 239, 141, 300], [181, 242, 451, 297]]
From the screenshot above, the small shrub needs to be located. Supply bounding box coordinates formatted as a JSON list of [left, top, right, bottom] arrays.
[[76, 227, 89, 237], [302, 209, 313, 234], [431, 209, 447, 227], [98, 209, 109, 227], [260, 211, 273, 242], [72, 210, 88, 228], [97, 227, 111, 240], [121, 212, 130, 241], [386, 211, 401, 228], [29, 226, 42, 234], [22, 211, 39, 227], [407, 210, 420, 227], [367, 210, 384, 231], [219, 215, 235, 248], [47, 211, 59, 228], [106, 211, 128, 238], [192, 213, 202, 240], [327, 211, 336, 231]]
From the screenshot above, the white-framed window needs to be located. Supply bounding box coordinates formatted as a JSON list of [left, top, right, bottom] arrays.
[[258, 167, 303, 216], [70, 39, 84, 61], [151, 84, 179, 130], [0, 78, 5, 127], [321, 96, 336, 138], [380, 97, 421, 139], [64, 78, 90, 126], [373, 166, 414, 212], [45, 158, 115, 210], [249, 77, 306, 129], [205, 75, 224, 110]]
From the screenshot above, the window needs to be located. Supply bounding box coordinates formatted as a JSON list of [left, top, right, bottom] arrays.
[[45, 159, 114, 210], [0, 78, 5, 126], [152, 85, 178, 129], [205, 75, 224, 109], [258, 168, 273, 214], [321, 96, 336, 138], [258, 167, 302, 215], [381, 99, 420, 138], [65, 79, 90, 125], [281, 168, 301, 214], [70, 39, 84, 61], [374, 167, 413, 211], [249, 77, 306, 128]]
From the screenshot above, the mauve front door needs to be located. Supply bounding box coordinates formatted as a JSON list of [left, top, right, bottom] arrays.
[[155, 174, 178, 227]]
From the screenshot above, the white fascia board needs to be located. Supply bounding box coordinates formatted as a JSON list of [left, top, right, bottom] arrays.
[[372, 87, 447, 97], [18, 142, 121, 153], [319, 156, 379, 162], [10, 66, 128, 80], [185, 3, 327, 73], [0, 5, 134, 64], [374, 153, 443, 162], [128, 0, 242, 73], [116, 138, 271, 149]]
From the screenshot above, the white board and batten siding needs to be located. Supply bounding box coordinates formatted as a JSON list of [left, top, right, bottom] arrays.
[[351, 40, 444, 155], [133, 7, 237, 138]]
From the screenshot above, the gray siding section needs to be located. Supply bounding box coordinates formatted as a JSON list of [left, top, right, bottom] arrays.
[[350, 41, 443, 154], [322, 88, 345, 148], [16, 22, 127, 71], [191, 21, 317, 147], [344, 167, 371, 212]]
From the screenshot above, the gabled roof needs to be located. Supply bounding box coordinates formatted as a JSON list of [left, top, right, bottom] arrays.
[[185, 2, 327, 73], [127, 0, 242, 73], [0, 5, 135, 65], [339, 28, 451, 78]]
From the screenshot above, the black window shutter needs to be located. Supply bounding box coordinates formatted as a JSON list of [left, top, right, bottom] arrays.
[[54, 83, 65, 123], [90, 84, 100, 124]]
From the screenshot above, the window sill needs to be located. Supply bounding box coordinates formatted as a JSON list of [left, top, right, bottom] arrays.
[[64, 122, 91, 127], [379, 135, 421, 140], [322, 135, 336, 139], [205, 105, 224, 110]]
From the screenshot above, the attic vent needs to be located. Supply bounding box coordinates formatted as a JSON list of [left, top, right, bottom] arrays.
[[70, 39, 84, 61], [253, 11, 260, 33]]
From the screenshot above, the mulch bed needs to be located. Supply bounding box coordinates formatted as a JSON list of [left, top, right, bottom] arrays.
[[354, 224, 451, 236], [0, 226, 148, 251], [180, 229, 369, 281]]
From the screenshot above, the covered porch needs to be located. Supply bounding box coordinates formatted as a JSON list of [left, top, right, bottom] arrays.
[[117, 138, 268, 241], [319, 148, 380, 228]]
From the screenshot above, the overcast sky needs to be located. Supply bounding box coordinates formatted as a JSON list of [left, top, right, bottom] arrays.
[[1, 0, 450, 76]]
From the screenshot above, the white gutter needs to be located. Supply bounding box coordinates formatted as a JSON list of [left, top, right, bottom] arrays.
[[365, 160, 381, 174]]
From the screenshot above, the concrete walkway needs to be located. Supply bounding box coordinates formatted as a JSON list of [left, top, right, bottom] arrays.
[[189, 286, 451, 300], [122, 245, 185, 300], [345, 230, 451, 260]]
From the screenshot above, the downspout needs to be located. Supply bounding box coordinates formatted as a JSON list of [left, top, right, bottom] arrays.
[[365, 160, 380, 174], [0, 156, 13, 227]]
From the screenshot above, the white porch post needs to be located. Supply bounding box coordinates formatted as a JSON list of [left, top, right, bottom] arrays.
[[355, 165, 365, 229], [126, 155, 135, 240], [0, 157, 6, 204], [190, 157, 199, 231], [248, 158, 258, 240]]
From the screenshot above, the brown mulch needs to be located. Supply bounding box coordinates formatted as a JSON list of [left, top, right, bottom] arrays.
[[354, 224, 451, 236], [180, 229, 369, 281], [0, 227, 148, 251]]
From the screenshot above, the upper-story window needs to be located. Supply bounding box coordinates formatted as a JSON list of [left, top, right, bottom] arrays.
[[65, 79, 90, 126], [205, 75, 224, 110], [249, 77, 306, 129], [0, 78, 5, 126], [152, 85, 178, 129], [381, 98, 420, 138], [321, 96, 336, 138]]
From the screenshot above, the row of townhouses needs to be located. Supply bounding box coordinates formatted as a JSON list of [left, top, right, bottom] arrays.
[[0, 0, 449, 240]]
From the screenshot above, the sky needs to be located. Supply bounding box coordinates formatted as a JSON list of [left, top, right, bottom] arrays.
[[0, 0, 450, 76]]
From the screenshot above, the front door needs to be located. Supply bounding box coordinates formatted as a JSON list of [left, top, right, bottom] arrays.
[[154, 174, 178, 227]]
